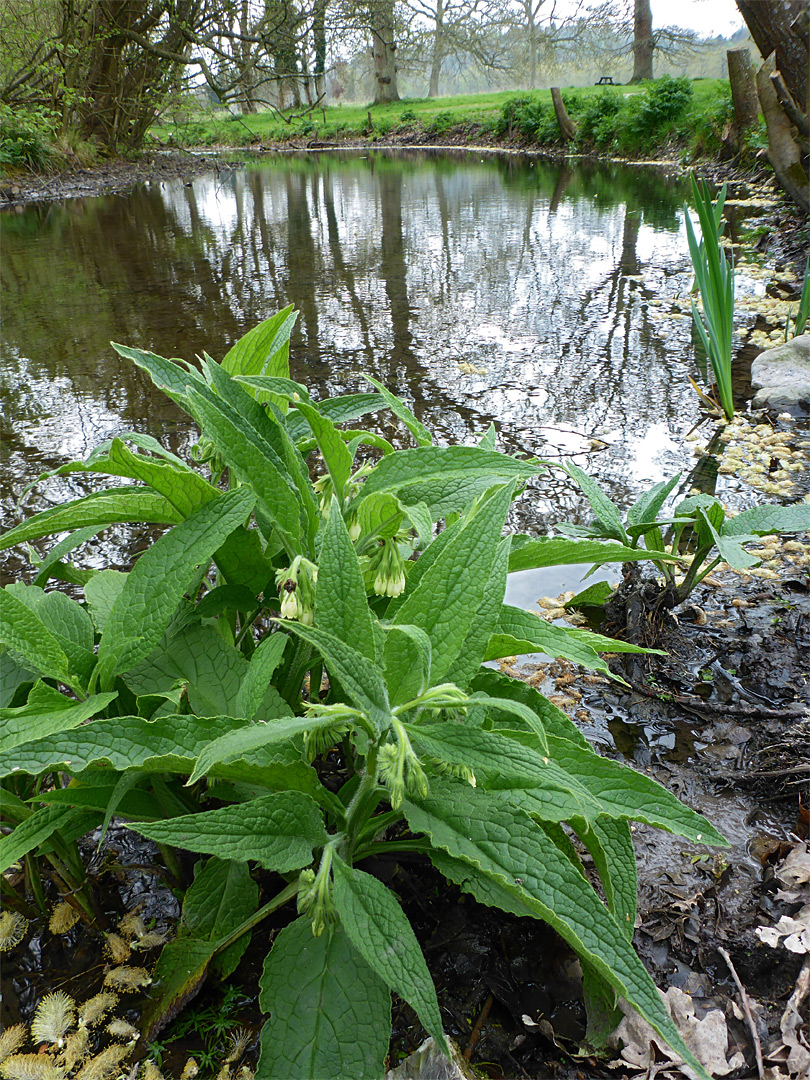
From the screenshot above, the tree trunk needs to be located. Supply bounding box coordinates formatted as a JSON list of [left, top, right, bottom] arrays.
[[370, 0, 399, 104], [756, 56, 809, 212], [736, 0, 807, 111], [526, 0, 536, 89], [551, 87, 577, 141], [630, 0, 653, 83], [727, 48, 760, 144], [313, 0, 326, 101], [428, 0, 444, 98]]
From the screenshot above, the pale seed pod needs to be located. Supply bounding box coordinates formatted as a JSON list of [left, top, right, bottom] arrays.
[[103, 966, 152, 992], [0, 911, 28, 952], [105, 1019, 139, 1042], [180, 1060, 199, 1080], [48, 903, 81, 936], [104, 933, 131, 964], [139, 1062, 164, 1080], [117, 912, 147, 941], [0, 1026, 27, 1064], [30, 992, 75, 1048], [225, 1029, 252, 1065], [59, 1027, 90, 1072], [74, 1043, 131, 1080], [130, 931, 166, 950], [77, 992, 118, 1028], [0, 1054, 65, 1080]]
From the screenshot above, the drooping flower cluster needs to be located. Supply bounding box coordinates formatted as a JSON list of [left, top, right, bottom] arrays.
[[276, 556, 318, 625], [366, 538, 407, 598]]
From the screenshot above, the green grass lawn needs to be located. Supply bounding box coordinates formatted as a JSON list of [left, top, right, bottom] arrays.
[[151, 78, 732, 155]]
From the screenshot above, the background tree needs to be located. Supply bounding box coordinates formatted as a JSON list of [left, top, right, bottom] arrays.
[[630, 0, 652, 81]]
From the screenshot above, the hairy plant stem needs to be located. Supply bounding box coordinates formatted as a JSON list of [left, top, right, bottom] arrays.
[[675, 548, 717, 603], [212, 879, 299, 956], [355, 839, 434, 859], [344, 742, 381, 857]]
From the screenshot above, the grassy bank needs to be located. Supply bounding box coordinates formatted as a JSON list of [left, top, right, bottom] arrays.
[[150, 76, 750, 163]]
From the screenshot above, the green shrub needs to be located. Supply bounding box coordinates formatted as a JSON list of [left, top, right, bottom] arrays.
[[399, 108, 417, 123], [426, 110, 455, 134], [0, 309, 725, 1080], [0, 104, 57, 170], [577, 90, 623, 149]]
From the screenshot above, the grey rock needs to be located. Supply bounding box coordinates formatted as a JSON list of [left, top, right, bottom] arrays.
[[750, 333, 810, 412], [385, 1037, 475, 1080]]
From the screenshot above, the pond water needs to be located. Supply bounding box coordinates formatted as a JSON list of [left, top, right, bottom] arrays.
[[2, 150, 733, 544]]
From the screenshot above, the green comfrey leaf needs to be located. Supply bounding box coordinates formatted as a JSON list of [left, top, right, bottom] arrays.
[[187, 715, 336, 785], [276, 622, 392, 734], [185, 387, 302, 554], [84, 571, 127, 633], [573, 817, 637, 942], [354, 446, 541, 518], [332, 854, 448, 1055], [403, 781, 713, 1080], [316, 500, 376, 663], [295, 401, 354, 504], [0, 648, 36, 708], [285, 392, 386, 444], [471, 668, 590, 748], [382, 625, 432, 707], [97, 488, 255, 680], [355, 492, 404, 546], [0, 683, 117, 752], [30, 526, 100, 589], [403, 501, 433, 550], [445, 535, 511, 691], [362, 375, 433, 447], [258, 917, 391, 1080], [127, 791, 327, 872], [234, 375, 311, 402], [0, 488, 184, 555], [626, 474, 681, 529], [214, 525, 278, 594], [563, 462, 629, 545], [6, 585, 96, 688], [0, 804, 99, 873], [507, 535, 677, 572], [181, 856, 259, 979], [722, 501, 810, 538], [485, 605, 614, 676], [0, 586, 75, 689], [111, 342, 203, 409], [393, 483, 514, 685], [222, 305, 298, 409], [37, 778, 164, 823], [235, 634, 289, 720]]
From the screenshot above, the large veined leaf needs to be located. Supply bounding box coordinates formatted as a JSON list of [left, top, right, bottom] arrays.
[[382, 625, 432, 706], [445, 535, 511, 690], [721, 502, 810, 538], [354, 492, 404, 546], [258, 917, 391, 1080], [485, 605, 613, 675], [507, 535, 677, 572], [0, 714, 316, 794], [0, 682, 116, 752], [574, 817, 637, 942], [84, 571, 127, 633], [471, 668, 590, 747], [354, 447, 542, 517], [626, 475, 682, 529], [284, 392, 386, 444], [564, 462, 629, 545], [295, 401, 354, 504], [187, 715, 336, 785], [185, 387, 302, 553], [0, 804, 99, 873], [30, 526, 100, 588], [315, 501, 376, 663], [361, 375, 433, 447], [1, 488, 184, 554], [111, 342, 204, 407], [276, 622, 392, 733], [128, 791, 327, 871], [0, 648, 35, 708], [141, 937, 219, 1040], [97, 488, 255, 679], [403, 781, 712, 1080], [182, 856, 259, 978], [6, 585, 96, 687], [332, 855, 448, 1054], [406, 725, 598, 822], [393, 484, 514, 684], [0, 586, 74, 688], [235, 633, 289, 720], [222, 306, 298, 402]]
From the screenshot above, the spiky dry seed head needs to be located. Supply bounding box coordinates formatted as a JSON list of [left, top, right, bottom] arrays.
[[215, 1067, 231, 1080], [102, 966, 151, 991], [105, 1019, 139, 1042], [0, 1027, 27, 1064], [225, 1028, 251, 1064], [30, 992, 75, 1047], [139, 1063, 164, 1080], [0, 911, 29, 952], [103, 933, 131, 963], [180, 1059, 199, 1080], [59, 1028, 89, 1072], [77, 992, 118, 1028], [236, 1069, 254, 1080], [73, 1043, 130, 1080], [48, 902, 81, 936], [0, 1054, 65, 1080]]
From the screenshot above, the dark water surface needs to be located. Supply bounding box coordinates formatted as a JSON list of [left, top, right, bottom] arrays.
[[2, 149, 707, 549]]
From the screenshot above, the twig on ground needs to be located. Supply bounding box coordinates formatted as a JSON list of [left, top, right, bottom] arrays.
[[718, 945, 764, 1080], [464, 991, 494, 1062]]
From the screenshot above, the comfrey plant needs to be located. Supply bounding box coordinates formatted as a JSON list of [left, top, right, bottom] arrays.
[[0, 309, 727, 1080], [559, 462, 810, 607]]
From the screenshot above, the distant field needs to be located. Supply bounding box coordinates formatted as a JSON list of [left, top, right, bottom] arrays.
[[151, 78, 733, 156]]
